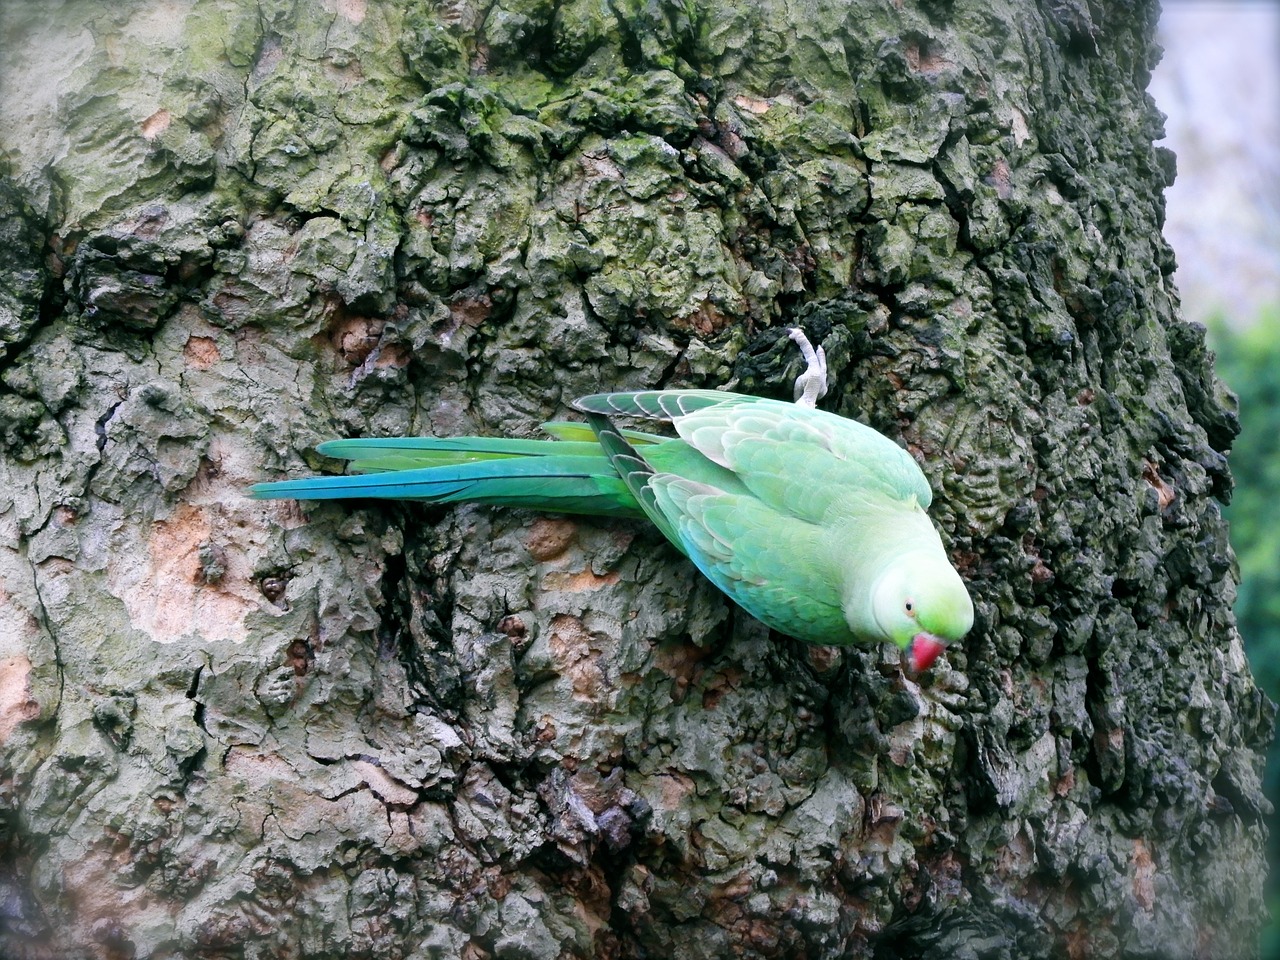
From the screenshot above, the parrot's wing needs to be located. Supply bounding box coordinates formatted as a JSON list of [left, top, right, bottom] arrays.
[[650, 476, 849, 643], [674, 397, 933, 521], [574, 390, 744, 421], [577, 391, 932, 522]]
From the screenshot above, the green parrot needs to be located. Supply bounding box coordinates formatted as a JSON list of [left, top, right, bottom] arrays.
[[251, 374, 974, 672]]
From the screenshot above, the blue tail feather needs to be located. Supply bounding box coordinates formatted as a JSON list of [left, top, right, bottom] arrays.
[[250, 453, 645, 518]]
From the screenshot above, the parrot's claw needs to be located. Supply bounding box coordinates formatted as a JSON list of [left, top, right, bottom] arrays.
[[787, 327, 828, 408]]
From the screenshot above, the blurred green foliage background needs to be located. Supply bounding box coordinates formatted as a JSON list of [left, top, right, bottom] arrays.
[[1209, 312, 1280, 956]]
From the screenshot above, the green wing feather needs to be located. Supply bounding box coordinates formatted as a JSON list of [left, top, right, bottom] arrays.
[[671, 398, 932, 519], [575, 389, 930, 520], [573, 390, 745, 421], [650, 476, 850, 642]]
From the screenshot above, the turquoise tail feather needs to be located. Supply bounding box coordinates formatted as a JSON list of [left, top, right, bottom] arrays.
[[315, 426, 666, 474], [315, 437, 610, 473], [251, 439, 648, 518]]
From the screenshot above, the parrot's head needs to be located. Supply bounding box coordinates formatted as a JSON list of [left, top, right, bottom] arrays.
[[864, 554, 974, 672]]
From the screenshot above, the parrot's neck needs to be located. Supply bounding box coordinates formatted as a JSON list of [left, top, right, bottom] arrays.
[[832, 507, 948, 644]]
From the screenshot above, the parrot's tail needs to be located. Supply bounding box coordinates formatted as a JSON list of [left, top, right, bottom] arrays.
[[249, 428, 658, 519]]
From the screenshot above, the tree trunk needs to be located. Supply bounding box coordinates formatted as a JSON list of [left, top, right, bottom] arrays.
[[0, 1, 1269, 958]]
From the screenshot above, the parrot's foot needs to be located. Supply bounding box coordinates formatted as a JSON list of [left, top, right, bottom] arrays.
[[787, 328, 828, 408]]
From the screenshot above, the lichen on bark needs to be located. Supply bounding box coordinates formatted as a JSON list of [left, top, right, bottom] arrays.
[[0, 0, 1269, 958]]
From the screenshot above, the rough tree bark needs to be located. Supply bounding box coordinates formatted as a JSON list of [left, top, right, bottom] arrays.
[[0, 0, 1270, 958]]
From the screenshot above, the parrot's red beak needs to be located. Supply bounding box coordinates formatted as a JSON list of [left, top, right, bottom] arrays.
[[909, 633, 947, 673]]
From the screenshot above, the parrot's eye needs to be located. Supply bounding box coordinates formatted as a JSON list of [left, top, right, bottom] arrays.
[[904, 600, 915, 616]]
